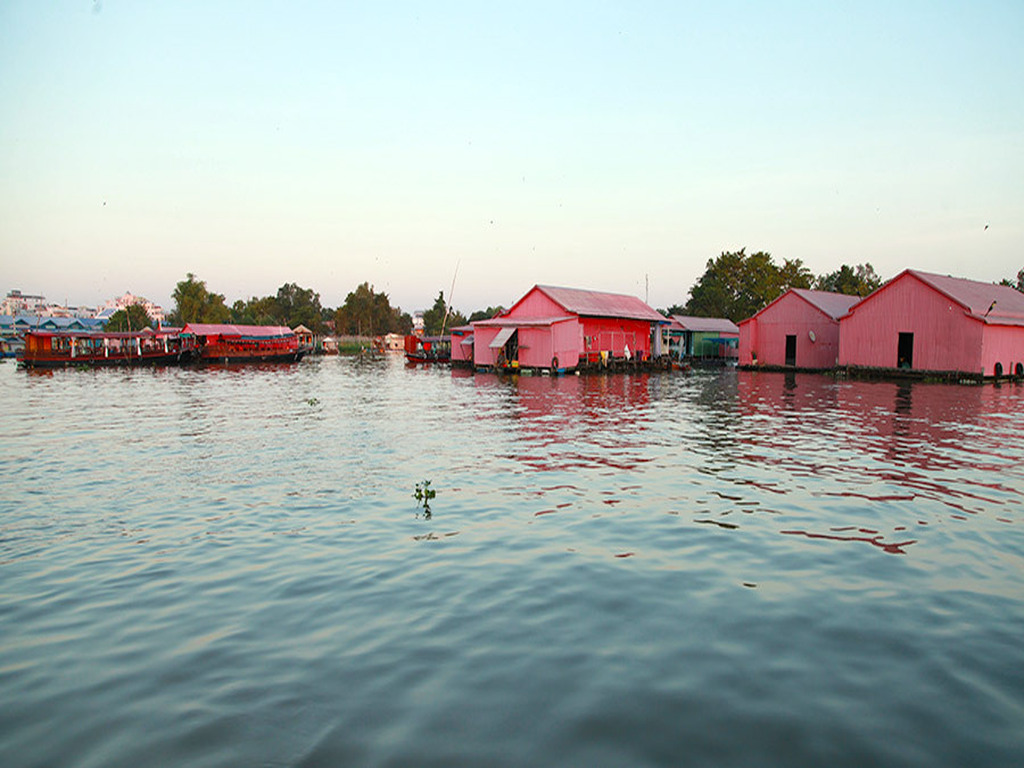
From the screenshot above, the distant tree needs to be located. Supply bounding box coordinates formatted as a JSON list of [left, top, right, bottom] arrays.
[[468, 306, 506, 322], [661, 304, 687, 317], [105, 303, 152, 332], [682, 249, 812, 322], [814, 263, 883, 296], [422, 291, 466, 335], [168, 273, 230, 325], [999, 268, 1024, 293], [334, 282, 404, 336], [275, 283, 325, 333]]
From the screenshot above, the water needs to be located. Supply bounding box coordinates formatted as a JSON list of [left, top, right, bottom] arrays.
[[1, 357, 1022, 767]]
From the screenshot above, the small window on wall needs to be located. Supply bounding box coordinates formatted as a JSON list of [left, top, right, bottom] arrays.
[[1016, 362, 1024, 377], [994, 362, 1004, 377]]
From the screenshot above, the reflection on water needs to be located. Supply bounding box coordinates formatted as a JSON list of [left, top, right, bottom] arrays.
[[1, 361, 1022, 767]]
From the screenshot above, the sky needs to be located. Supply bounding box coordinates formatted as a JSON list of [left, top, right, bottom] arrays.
[[1, 1, 1022, 315]]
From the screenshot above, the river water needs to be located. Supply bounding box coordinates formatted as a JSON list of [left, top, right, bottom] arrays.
[[1, 356, 1022, 767]]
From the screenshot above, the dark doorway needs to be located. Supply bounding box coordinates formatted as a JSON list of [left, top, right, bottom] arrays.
[[785, 335, 797, 367], [504, 329, 519, 364], [897, 333, 914, 369]]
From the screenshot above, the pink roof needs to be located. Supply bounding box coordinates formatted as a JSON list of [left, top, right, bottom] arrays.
[[790, 289, 861, 320], [669, 315, 739, 334], [473, 316, 575, 328], [903, 269, 1024, 326], [528, 285, 667, 323], [182, 323, 295, 338], [739, 288, 860, 326]]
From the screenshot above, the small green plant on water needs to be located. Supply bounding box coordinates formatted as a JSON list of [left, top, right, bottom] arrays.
[[306, 397, 319, 406], [413, 480, 436, 519]]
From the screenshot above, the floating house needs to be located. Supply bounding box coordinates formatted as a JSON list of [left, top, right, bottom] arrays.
[[665, 315, 739, 361], [449, 325, 475, 365], [738, 289, 860, 370], [472, 285, 667, 372], [838, 269, 1024, 378]]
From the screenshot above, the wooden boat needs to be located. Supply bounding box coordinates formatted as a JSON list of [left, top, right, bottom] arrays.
[[17, 329, 194, 369], [404, 334, 450, 364], [181, 323, 305, 364]]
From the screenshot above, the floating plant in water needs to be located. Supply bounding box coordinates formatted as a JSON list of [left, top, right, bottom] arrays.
[[306, 397, 319, 406], [413, 480, 436, 519]]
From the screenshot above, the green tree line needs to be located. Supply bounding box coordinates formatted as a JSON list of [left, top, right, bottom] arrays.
[[665, 249, 885, 322], [104, 262, 1024, 333]]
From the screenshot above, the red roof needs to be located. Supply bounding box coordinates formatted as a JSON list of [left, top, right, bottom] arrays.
[[182, 323, 295, 338], [530, 285, 667, 323], [903, 270, 1024, 326]]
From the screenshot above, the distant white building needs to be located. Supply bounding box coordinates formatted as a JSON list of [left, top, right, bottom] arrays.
[[2, 290, 47, 316], [100, 292, 165, 325]]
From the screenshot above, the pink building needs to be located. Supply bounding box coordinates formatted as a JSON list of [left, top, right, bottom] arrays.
[[472, 285, 667, 372], [738, 289, 859, 370], [449, 325, 474, 365], [839, 269, 1024, 378]]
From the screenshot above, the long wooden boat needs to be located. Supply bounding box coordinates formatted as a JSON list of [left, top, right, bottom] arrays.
[[17, 329, 194, 369], [181, 323, 305, 364]]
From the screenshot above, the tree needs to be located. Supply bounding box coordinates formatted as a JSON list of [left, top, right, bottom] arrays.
[[682, 249, 812, 322], [999, 269, 1024, 293], [168, 273, 230, 325], [815, 263, 883, 296], [468, 306, 506, 322], [275, 283, 325, 333], [105, 303, 152, 332], [422, 291, 466, 335], [334, 282, 403, 336]]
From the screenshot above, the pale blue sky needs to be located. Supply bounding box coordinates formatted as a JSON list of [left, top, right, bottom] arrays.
[[2, 1, 1021, 314]]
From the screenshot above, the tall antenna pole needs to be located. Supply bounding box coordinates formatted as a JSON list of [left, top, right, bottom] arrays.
[[439, 260, 460, 339]]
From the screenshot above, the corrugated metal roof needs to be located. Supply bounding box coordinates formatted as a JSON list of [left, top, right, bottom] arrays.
[[489, 327, 516, 348], [182, 323, 295, 338], [473, 316, 575, 328], [534, 285, 668, 323], [905, 270, 1024, 325], [790, 289, 861, 320], [669, 315, 739, 334]]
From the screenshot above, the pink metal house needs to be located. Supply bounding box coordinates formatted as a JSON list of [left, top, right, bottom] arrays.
[[838, 269, 1024, 378], [448, 325, 474, 365], [472, 285, 667, 371], [738, 289, 859, 370]]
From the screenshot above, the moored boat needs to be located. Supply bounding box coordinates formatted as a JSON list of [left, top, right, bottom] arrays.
[[17, 329, 194, 369], [404, 334, 450, 364], [181, 323, 305, 364]]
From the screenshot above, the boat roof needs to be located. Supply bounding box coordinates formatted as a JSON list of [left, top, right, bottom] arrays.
[[182, 323, 295, 338]]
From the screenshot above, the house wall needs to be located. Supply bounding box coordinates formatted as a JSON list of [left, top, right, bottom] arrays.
[[509, 288, 564, 317], [981, 325, 1024, 377], [740, 295, 841, 369], [472, 326, 503, 367], [738, 321, 755, 366], [450, 331, 473, 363], [838, 274, 985, 373], [692, 331, 739, 358], [579, 317, 652, 363]]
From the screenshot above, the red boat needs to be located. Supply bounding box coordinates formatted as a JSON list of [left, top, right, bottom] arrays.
[[404, 334, 450, 364], [18, 329, 195, 369], [181, 323, 305, 364]]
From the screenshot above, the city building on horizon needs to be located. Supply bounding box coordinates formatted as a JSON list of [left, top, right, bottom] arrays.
[[2, 289, 164, 324]]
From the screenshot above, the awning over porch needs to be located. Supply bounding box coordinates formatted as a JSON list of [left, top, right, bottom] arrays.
[[489, 326, 516, 349]]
